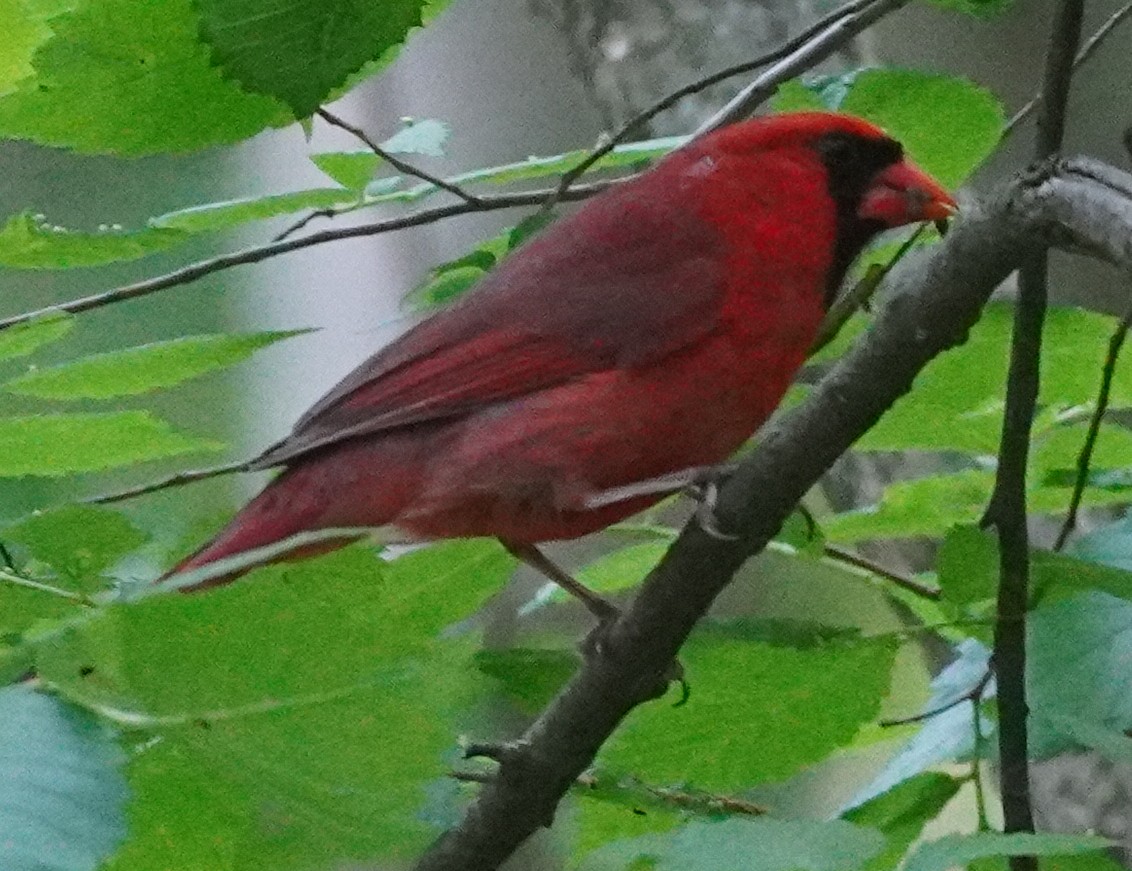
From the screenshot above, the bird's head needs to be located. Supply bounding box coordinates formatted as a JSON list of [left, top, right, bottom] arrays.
[[709, 112, 955, 304]]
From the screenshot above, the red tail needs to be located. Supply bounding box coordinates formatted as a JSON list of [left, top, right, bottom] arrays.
[[164, 466, 345, 591]]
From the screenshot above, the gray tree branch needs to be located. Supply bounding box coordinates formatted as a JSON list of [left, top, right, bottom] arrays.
[[412, 157, 1132, 871]]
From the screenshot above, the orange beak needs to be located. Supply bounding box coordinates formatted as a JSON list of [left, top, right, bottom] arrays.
[[858, 159, 956, 227]]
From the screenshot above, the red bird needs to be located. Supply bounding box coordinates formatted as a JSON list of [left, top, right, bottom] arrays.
[[170, 112, 953, 607]]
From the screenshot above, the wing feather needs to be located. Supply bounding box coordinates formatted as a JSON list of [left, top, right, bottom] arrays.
[[251, 173, 727, 470]]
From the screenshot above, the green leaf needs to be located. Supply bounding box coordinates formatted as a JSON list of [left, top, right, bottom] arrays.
[[0, 212, 189, 269], [310, 151, 381, 193], [0, 0, 54, 98], [0, 412, 221, 476], [1039, 857, 1130, 871], [382, 117, 450, 157], [938, 523, 998, 606], [0, 685, 128, 871], [444, 135, 687, 188], [826, 471, 993, 543], [827, 469, 1130, 544], [406, 265, 486, 311], [380, 539, 516, 641], [530, 541, 671, 609], [576, 542, 668, 595], [1071, 515, 1132, 571], [403, 212, 554, 311], [773, 71, 866, 113], [473, 647, 577, 713], [151, 187, 355, 233], [904, 833, 1109, 871], [1028, 591, 1132, 756], [1033, 421, 1132, 486], [0, 0, 287, 156], [1039, 710, 1132, 764], [5, 505, 146, 582], [602, 621, 897, 791], [572, 783, 685, 864], [938, 523, 1132, 608], [193, 0, 429, 117], [579, 817, 886, 871], [0, 583, 84, 641], [839, 70, 1004, 188], [858, 304, 1132, 454], [6, 330, 309, 400], [843, 774, 963, 871], [0, 312, 73, 361], [36, 545, 499, 866]]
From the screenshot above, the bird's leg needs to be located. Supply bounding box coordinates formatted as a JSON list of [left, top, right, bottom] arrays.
[[502, 541, 620, 625], [503, 540, 689, 703]]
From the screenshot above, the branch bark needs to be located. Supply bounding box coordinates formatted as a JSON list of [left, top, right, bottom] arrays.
[[413, 158, 1132, 871], [985, 3, 1086, 863]]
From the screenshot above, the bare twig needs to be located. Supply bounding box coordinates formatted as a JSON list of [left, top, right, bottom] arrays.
[[971, 678, 993, 832], [0, 180, 620, 332], [697, 0, 912, 134], [824, 543, 942, 601], [85, 460, 250, 505], [542, 0, 878, 210], [984, 3, 1086, 865], [879, 669, 992, 728], [316, 109, 482, 206], [1004, 0, 1132, 138], [271, 207, 343, 243], [1053, 304, 1132, 550]]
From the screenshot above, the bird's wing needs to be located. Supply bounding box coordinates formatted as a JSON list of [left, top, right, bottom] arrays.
[[251, 179, 728, 469]]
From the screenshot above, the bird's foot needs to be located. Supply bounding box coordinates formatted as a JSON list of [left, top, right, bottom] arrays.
[[684, 465, 740, 542]]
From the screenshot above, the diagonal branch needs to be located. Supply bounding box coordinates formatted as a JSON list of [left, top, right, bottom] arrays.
[[697, 0, 913, 134], [545, 0, 895, 207], [1004, 0, 1132, 138], [412, 158, 1132, 871]]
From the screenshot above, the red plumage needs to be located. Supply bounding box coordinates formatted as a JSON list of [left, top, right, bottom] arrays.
[[171, 113, 953, 589]]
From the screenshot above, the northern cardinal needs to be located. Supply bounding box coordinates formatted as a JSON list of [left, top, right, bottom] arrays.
[[169, 112, 953, 607]]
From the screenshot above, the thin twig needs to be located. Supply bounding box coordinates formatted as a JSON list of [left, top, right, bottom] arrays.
[[450, 769, 766, 817], [316, 109, 482, 206], [0, 570, 89, 603], [971, 678, 992, 832], [541, 0, 874, 211], [879, 669, 992, 727], [1053, 304, 1132, 550], [823, 543, 942, 600], [84, 460, 251, 505], [1003, 0, 1132, 139], [0, 180, 620, 332], [812, 223, 930, 355], [696, 0, 912, 134], [984, 2, 1086, 865], [271, 207, 343, 243]]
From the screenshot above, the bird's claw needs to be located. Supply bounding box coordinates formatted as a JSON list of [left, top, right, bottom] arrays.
[[691, 479, 740, 541], [681, 463, 740, 541]]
